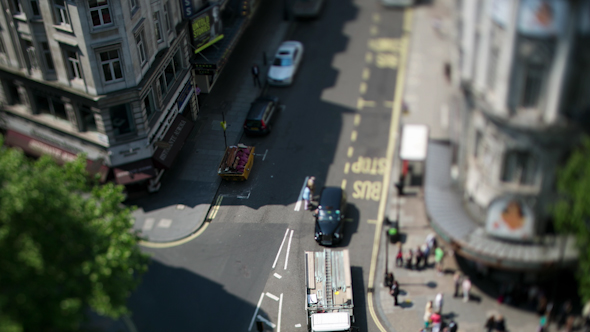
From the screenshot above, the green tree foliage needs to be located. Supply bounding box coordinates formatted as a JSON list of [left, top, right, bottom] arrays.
[[0, 136, 149, 331], [553, 137, 590, 303]]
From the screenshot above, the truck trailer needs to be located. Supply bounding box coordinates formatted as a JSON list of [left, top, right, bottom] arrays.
[[305, 249, 354, 332]]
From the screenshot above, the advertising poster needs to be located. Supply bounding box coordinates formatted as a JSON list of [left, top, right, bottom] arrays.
[[517, 0, 569, 37], [486, 196, 535, 241], [192, 5, 224, 54]]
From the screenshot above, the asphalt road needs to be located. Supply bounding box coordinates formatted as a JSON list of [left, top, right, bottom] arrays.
[[128, 0, 405, 330]]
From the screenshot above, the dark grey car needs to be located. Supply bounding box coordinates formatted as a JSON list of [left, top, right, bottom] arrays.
[[314, 187, 347, 246]]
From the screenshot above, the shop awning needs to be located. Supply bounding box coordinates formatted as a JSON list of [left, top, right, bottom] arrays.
[[113, 158, 157, 185], [4, 130, 110, 182], [153, 114, 194, 169]]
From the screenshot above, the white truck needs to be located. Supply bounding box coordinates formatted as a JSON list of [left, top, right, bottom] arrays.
[[305, 249, 354, 332]]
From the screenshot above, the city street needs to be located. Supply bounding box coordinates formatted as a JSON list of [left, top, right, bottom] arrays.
[[128, 0, 406, 331]]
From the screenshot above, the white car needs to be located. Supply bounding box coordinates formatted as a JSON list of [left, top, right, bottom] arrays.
[[267, 41, 304, 86]]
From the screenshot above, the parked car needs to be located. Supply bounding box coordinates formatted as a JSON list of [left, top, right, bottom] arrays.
[[292, 0, 326, 19], [314, 187, 347, 246], [267, 41, 304, 86], [243, 95, 280, 136]]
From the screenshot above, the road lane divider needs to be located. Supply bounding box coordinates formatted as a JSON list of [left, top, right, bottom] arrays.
[[273, 273, 282, 279], [347, 146, 354, 157], [351, 130, 357, 142], [354, 114, 361, 126], [360, 82, 367, 94], [278, 293, 284, 332], [248, 293, 265, 331], [272, 228, 290, 269], [284, 229, 294, 270], [139, 221, 210, 248], [341, 179, 347, 191], [344, 162, 350, 174], [266, 292, 280, 301]]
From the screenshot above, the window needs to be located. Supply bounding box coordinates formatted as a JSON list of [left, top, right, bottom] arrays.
[[100, 49, 123, 82], [80, 106, 97, 132], [129, 0, 138, 12], [163, 2, 171, 32], [11, 0, 23, 15], [41, 42, 55, 71], [154, 11, 163, 42], [67, 50, 82, 79], [136, 32, 147, 65], [474, 131, 482, 158], [520, 62, 544, 108], [53, 0, 70, 26], [35, 95, 68, 121], [158, 51, 182, 95], [30, 0, 40, 17], [143, 90, 156, 120], [89, 0, 112, 27], [6, 82, 21, 105], [501, 151, 538, 185], [25, 41, 39, 70], [110, 104, 135, 135]]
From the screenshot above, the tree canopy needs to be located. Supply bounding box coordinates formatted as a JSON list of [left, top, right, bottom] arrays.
[[0, 136, 149, 331], [553, 137, 590, 303]]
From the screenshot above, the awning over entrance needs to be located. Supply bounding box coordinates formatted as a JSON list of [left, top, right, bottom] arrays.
[[4, 130, 109, 182], [153, 114, 194, 169], [113, 158, 157, 185]]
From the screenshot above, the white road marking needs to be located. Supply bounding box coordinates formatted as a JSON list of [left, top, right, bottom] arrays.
[[248, 293, 265, 331], [278, 293, 284, 332], [274, 273, 282, 279], [295, 324, 302, 328], [294, 176, 310, 211], [157, 219, 172, 228], [284, 229, 294, 270], [257, 315, 276, 328], [142, 218, 155, 231], [266, 292, 280, 301], [263, 149, 268, 161], [272, 228, 290, 269]]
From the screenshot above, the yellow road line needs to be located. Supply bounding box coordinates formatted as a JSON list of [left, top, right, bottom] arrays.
[[344, 162, 350, 174], [347, 146, 354, 157], [360, 82, 367, 95], [367, 219, 378, 224], [363, 68, 371, 80], [367, 8, 412, 332], [341, 179, 347, 190], [139, 221, 210, 248], [373, 13, 381, 23], [354, 114, 361, 126], [365, 52, 373, 64], [351, 130, 357, 142], [208, 195, 224, 220]]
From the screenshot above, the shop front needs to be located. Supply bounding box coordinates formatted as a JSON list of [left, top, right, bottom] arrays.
[[3, 129, 110, 182]]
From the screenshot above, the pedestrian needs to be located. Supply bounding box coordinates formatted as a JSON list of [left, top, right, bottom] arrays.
[[434, 246, 444, 274], [434, 292, 444, 314], [462, 276, 471, 302], [424, 301, 433, 330], [390, 280, 400, 306], [484, 315, 495, 332], [494, 314, 506, 332], [385, 272, 394, 288], [426, 233, 437, 251], [302, 184, 311, 211], [447, 320, 458, 332], [396, 245, 404, 267], [415, 246, 423, 270], [307, 176, 316, 200], [453, 271, 462, 297], [251, 64, 261, 87], [422, 243, 430, 268], [430, 311, 442, 332], [406, 249, 414, 270]]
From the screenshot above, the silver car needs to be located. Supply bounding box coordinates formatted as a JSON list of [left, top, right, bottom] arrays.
[[267, 41, 304, 86]]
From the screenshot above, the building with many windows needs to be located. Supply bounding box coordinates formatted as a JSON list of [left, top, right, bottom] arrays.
[[0, 0, 199, 192], [426, 0, 590, 281]]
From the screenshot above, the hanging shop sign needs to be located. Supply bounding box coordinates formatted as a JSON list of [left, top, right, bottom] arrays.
[[176, 80, 194, 112], [181, 0, 199, 19], [486, 196, 535, 241], [192, 4, 224, 54], [517, 0, 569, 37]]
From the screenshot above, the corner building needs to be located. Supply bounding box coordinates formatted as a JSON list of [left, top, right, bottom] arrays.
[[0, 0, 198, 192], [430, 0, 590, 282]]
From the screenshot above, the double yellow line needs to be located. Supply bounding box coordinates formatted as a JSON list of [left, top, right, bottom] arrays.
[[367, 8, 413, 332]]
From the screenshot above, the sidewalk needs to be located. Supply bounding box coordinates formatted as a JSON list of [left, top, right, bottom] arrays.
[[374, 1, 540, 331], [128, 7, 292, 243]]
